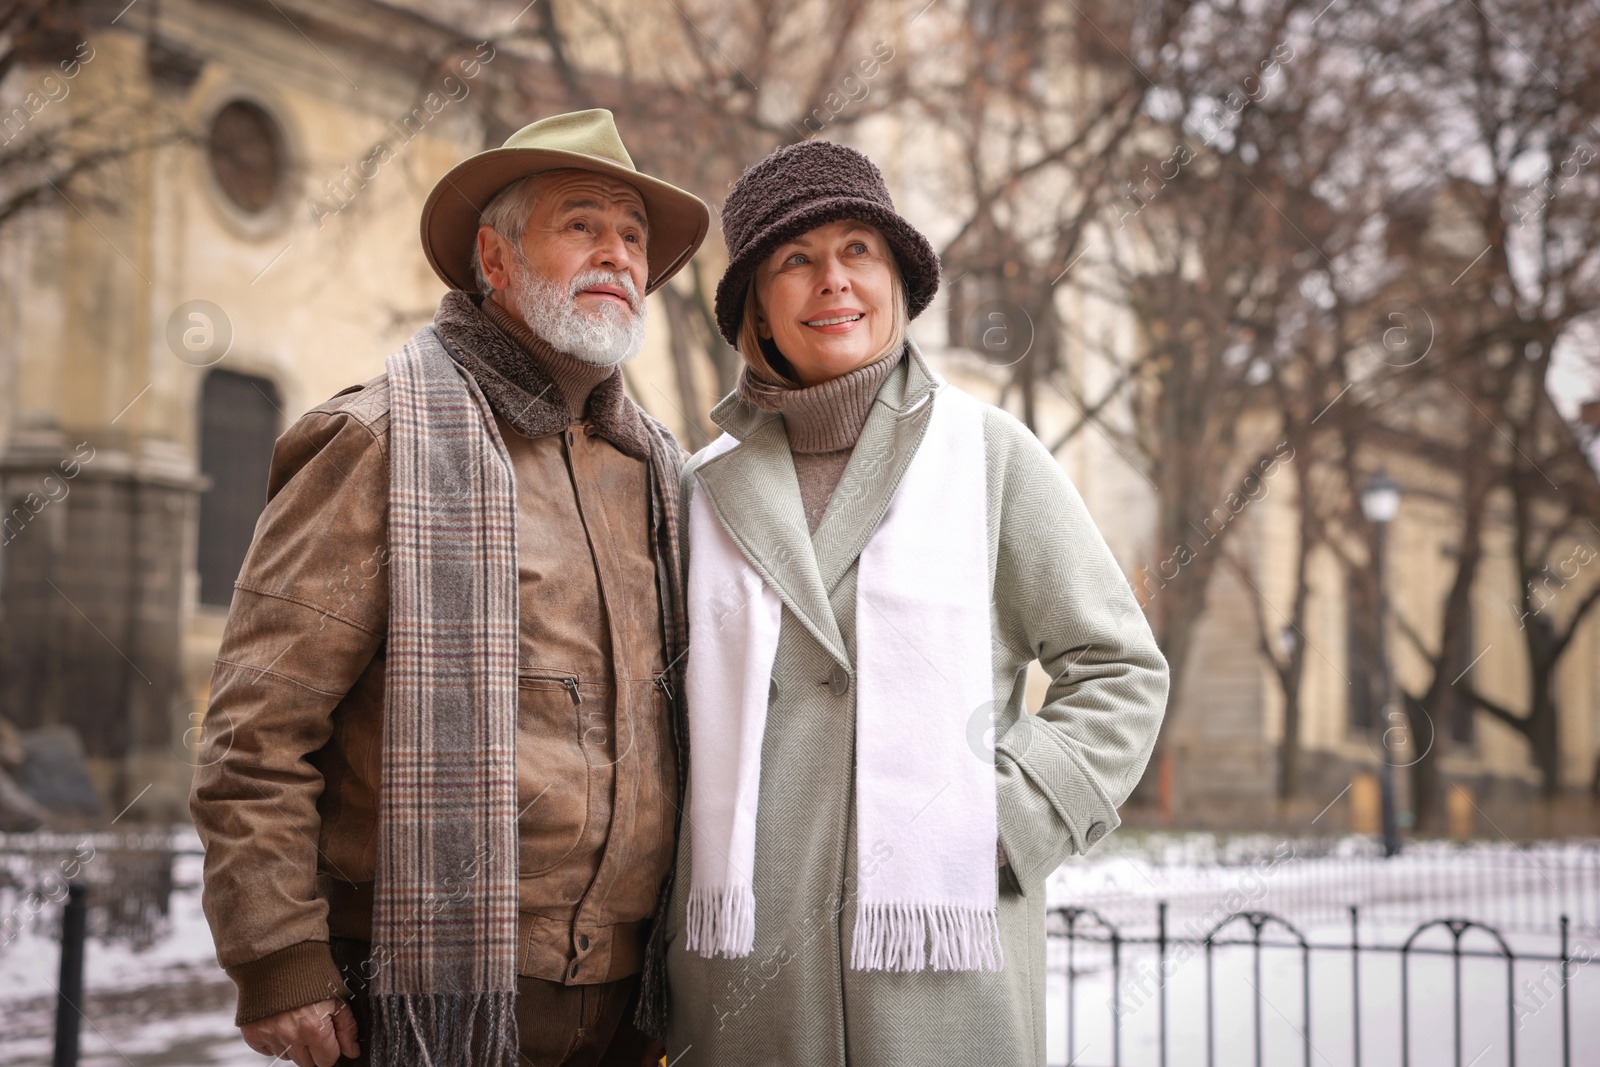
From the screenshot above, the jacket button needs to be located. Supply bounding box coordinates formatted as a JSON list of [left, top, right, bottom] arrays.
[[1085, 821, 1107, 846], [577, 934, 590, 951], [769, 677, 779, 703], [826, 665, 849, 697]]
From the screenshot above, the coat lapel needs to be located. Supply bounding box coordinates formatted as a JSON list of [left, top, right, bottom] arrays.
[[811, 341, 941, 592], [692, 409, 849, 665]]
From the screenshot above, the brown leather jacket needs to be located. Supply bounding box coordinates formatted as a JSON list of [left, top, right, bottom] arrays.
[[190, 299, 682, 1025]]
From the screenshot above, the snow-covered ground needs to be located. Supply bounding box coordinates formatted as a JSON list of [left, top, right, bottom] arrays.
[[1047, 831, 1600, 938], [1, 830, 1595, 1065]]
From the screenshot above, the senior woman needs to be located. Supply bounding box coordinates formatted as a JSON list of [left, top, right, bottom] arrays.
[[659, 140, 1168, 1065]]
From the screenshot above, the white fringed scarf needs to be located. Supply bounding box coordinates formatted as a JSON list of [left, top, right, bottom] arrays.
[[685, 382, 1003, 972]]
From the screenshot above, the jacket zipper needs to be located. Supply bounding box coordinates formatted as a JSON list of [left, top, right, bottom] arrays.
[[652, 674, 674, 701], [560, 677, 582, 705]]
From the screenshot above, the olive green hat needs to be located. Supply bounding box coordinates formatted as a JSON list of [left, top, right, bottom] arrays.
[[420, 109, 711, 294]]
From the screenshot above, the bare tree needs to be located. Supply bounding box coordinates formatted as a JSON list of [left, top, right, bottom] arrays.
[[1036, 0, 1382, 805], [0, 1, 194, 234], [1442, 360, 1600, 800], [1358, 0, 1600, 827], [1112, 0, 1600, 821], [914, 0, 1189, 431]]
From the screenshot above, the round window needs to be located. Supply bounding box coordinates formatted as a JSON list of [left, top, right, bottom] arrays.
[[206, 100, 285, 214]]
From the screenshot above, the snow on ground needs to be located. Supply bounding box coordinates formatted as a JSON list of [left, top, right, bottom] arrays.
[[1, 830, 1595, 1065], [1045, 831, 1600, 938]]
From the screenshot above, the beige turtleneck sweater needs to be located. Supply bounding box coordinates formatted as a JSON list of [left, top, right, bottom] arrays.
[[738, 350, 902, 534], [483, 294, 616, 419]]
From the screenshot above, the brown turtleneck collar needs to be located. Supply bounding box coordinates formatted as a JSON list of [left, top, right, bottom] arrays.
[[478, 294, 615, 419], [736, 347, 903, 454], [431, 290, 651, 461]]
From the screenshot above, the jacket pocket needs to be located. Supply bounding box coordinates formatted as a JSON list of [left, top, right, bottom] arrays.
[[516, 666, 592, 876]]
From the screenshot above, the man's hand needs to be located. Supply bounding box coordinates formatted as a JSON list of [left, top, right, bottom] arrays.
[[241, 998, 359, 1067]]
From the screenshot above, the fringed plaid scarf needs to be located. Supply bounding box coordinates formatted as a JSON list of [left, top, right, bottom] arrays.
[[375, 308, 689, 1061], [376, 325, 521, 1066]]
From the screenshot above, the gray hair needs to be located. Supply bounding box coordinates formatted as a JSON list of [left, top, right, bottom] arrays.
[[472, 173, 547, 297]]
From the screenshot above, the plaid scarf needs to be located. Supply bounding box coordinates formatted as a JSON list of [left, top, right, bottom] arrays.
[[375, 324, 521, 1066], [376, 303, 691, 1055]]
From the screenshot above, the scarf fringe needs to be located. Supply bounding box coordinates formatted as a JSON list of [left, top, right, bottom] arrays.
[[633, 916, 671, 1039], [850, 900, 1004, 972], [685, 884, 756, 958], [632, 846, 680, 1039], [370, 990, 518, 1067]]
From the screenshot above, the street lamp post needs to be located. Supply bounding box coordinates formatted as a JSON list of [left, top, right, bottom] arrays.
[[1361, 470, 1403, 858]]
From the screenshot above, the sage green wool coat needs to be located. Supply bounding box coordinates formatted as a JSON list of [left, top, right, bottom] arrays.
[[663, 342, 1169, 1066]]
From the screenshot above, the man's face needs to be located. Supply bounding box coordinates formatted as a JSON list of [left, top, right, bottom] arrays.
[[511, 169, 650, 310], [477, 169, 652, 365]]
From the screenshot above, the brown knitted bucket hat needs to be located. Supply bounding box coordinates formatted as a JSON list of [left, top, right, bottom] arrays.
[[714, 139, 940, 347]]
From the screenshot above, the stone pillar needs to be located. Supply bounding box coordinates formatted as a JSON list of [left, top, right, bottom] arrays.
[[0, 31, 202, 819]]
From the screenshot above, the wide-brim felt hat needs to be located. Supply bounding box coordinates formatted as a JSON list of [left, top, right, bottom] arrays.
[[713, 139, 941, 347], [421, 109, 711, 295]]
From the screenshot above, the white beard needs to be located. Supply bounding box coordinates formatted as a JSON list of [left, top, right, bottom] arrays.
[[507, 260, 647, 367]]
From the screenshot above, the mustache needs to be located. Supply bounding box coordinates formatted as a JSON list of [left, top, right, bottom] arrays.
[[568, 269, 641, 313]]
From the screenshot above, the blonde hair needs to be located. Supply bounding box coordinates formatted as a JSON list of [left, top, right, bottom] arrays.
[[736, 248, 910, 387]]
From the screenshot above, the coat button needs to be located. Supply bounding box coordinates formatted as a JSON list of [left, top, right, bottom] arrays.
[[577, 934, 590, 951], [769, 677, 779, 703], [827, 665, 849, 697], [1085, 821, 1107, 846]]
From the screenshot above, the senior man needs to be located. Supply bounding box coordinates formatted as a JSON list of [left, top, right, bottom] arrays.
[[190, 110, 708, 1067]]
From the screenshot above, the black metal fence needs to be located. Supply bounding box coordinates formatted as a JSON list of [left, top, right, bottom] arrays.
[[1048, 902, 1590, 1067], [0, 831, 182, 955]]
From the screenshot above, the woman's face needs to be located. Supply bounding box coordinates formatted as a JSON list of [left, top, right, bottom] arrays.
[[754, 219, 896, 387]]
